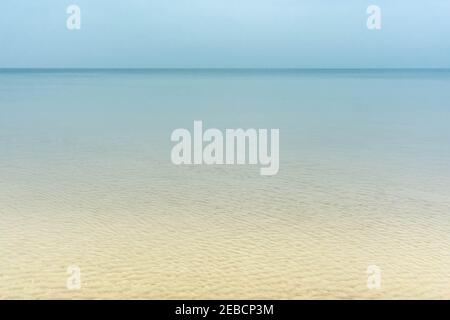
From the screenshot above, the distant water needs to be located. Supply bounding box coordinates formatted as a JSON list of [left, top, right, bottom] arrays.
[[1, 69, 450, 299]]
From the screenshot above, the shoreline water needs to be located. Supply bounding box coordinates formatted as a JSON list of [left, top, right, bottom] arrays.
[[1, 70, 449, 299]]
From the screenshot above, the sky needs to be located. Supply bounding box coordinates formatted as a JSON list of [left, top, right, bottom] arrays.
[[0, 0, 449, 68]]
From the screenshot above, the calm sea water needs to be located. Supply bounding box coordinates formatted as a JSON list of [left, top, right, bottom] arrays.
[[1, 69, 450, 299]]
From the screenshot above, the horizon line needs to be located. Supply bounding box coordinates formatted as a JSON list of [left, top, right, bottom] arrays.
[[1, 67, 450, 72]]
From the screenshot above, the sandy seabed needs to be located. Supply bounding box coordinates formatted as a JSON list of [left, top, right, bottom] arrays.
[[1, 70, 450, 299]]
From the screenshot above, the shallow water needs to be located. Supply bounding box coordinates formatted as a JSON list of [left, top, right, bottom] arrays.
[[1, 69, 450, 299]]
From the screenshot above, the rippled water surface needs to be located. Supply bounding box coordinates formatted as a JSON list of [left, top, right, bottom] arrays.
[[1, 70, 450, 299]]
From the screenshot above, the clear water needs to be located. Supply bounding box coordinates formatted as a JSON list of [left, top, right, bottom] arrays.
[[1, 69, 450, 298]]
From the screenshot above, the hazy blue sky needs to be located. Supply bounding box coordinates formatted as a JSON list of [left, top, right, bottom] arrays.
[[0, 0, 449, 68]]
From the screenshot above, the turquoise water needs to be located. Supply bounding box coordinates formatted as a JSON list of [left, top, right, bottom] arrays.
[[1, 69, 450, 182], [1, 69, 450, 299]]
